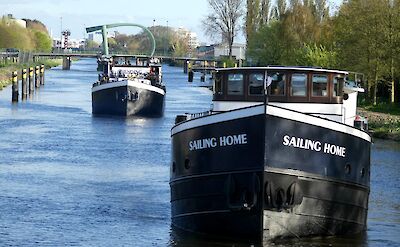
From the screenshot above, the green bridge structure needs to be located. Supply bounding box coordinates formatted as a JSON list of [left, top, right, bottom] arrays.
[[30, 23, 218, 72]]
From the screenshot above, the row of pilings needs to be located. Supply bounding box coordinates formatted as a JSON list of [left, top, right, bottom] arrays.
[[11, 65, 45, 102]]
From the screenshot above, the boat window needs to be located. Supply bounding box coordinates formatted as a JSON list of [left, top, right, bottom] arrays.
[[333, 76, 344, 97], [248, 73, 264, 95], [291, 73, 307, 96], [312, 75, 328, 97], [227, 73, 244, 95], [214, 72, 223, 95], [269, 72, 286, 96]]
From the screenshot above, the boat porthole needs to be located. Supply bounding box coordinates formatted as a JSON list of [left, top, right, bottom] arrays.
[[345, 164, 351, 174], [361, 167, 366, 177], [172, 162, 176, 173], [184, 159, 190, 169]]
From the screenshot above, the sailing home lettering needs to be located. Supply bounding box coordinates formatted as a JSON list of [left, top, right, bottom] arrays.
[[189, 134, 247, 151], [282, 135, 346, 157]]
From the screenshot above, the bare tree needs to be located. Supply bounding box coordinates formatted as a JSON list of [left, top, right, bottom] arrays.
[[203, 0, 244, 59]]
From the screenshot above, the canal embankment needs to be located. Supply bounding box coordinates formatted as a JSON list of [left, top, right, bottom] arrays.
[[358, 107, 400, 141], [0, 59, 62, 90]]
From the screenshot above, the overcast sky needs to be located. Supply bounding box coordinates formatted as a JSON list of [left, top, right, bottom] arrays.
[[1, 0, 342, 44]]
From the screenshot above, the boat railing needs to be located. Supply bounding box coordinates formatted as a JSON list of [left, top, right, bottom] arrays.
[[175, 110, 213, 124]]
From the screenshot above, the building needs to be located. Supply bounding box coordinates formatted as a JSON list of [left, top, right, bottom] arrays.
[[2, 14, 26, 28], [196, 43, 246, 61], [175, 27, 200, 55], [52, 37, 85, 50]]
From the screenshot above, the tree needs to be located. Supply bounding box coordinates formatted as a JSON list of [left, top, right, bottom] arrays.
[[32, 30, 52, 52], [86, 40, 100, 50], [24, 19, 48, 34], [259, 0, 271, 26], [247, 20, 283, 65], [246, 0, 260, 45], [0, 18, 34, 51], [294, 43, 337, 68], [246, 0, 335, 67], [333, 0, 390, 104], [203, 0, 244, 59], [388, 0, 400, 103], [271, 0, 287, 20]]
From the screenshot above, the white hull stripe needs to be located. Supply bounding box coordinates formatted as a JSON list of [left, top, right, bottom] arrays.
[[266, 105, 371, 142], [171, 104, 371, 142], [171, 105, 265, 135], [92, 80, 165, 95]]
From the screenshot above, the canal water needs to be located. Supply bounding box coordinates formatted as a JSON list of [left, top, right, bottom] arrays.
[[0, 59, 399, 246]]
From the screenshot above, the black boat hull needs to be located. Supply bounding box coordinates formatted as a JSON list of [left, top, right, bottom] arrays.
[[170, 104, 371, 241], [92, 80, 165, 117]]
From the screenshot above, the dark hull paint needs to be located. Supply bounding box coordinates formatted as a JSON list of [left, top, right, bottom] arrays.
[[92, 84, 165, 117], [170, 106, 370, 241]]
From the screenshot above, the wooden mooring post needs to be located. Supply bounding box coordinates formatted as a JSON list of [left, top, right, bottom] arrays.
[[40, 64, 45, 85], [188, 64, 194, 83], [184, 60, 188, 74], [35, 66, 40, 88], [62, 56, 71, 70], [21, 69, 27, 100], [28, 67, 34, 94], [11, 71, 18, 102]]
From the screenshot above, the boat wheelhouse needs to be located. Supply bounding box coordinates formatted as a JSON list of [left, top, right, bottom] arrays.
[[170, 66, 371, 241], [212, 66, 365, 126], [92, 56, 165, 117]]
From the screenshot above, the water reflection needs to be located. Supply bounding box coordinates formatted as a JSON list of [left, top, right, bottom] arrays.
[[169, 226, 368, 247]]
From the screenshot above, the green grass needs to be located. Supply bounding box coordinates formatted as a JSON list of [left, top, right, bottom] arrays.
[[359, 102, 400, 140], [359, 101, 400, 115], [0, 59, 62, 89]]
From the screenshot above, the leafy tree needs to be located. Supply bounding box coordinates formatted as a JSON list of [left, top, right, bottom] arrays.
[[32, 30, 52, 52], [294, 43, 337, 68], [0, 18, 34, 50], [170, 31, 190, 57], [247, 0, 333, 66], [246, 0, 261, 44], [24, 19, 48, 34], [271, 0, 287, 20], [333, 0, 390, 104], [388, 0, 400, 103], [107, 37, 118, 52], [245, 0, 400, 105], [0, 16, 52, 52], [259, 0, 271, 26], [247, 20, 282, 65], [86, 40, 100, 50]]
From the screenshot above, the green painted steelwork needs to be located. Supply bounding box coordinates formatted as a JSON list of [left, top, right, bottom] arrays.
[[86, 23, 156, 57]]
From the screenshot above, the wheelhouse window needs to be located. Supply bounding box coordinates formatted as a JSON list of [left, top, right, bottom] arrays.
[[291, 73, 307, 96], [312, 74, 328, 97], [227, 73, 244, 95], [214, 72, 223, 95], [248, 73, 264, 96], [333, 76, 344, 97], [269, 72, 286, 96]]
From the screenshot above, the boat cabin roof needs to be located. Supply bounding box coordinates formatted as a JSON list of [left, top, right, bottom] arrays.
[[216, 66, 349, 75], [214, 66, 349, 104]]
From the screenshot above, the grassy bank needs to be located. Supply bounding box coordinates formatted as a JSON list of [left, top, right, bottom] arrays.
[[0, 59, 62, 90], [358, 103, 400, 141]]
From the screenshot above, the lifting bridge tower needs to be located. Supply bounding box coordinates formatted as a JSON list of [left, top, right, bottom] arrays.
[[85, 23, 156, 57]]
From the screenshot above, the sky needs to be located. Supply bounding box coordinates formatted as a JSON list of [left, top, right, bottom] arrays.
[[1, 0, 343, 44]]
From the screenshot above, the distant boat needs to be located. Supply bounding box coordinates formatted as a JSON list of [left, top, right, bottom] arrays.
[[170, 66, 371, 241], [92, 56, 165, 117]]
